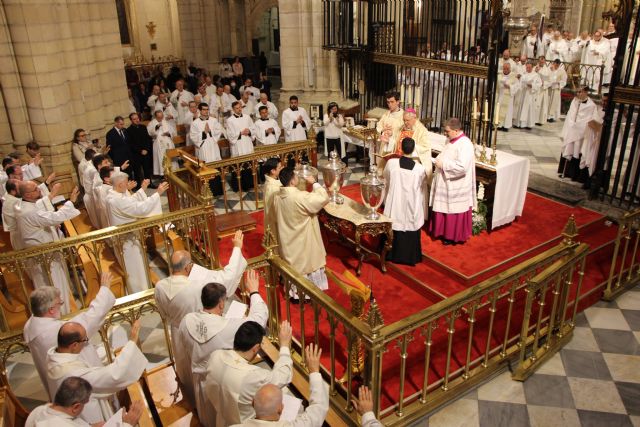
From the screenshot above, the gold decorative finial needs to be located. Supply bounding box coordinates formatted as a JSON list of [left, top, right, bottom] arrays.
[[367, 298, 385, 337], [561, 214, 579, 246], [262, 225, 278, 258]]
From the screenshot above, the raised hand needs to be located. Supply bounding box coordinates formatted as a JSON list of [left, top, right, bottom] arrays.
[[245, 269, 260, 294], [69, 186, 80, 204], [278, 320, 292, 348], [99, 271, 113, 287], [305, 343, 322, 374], [232, 229, 243, 248], [156, 182, 169, 195]]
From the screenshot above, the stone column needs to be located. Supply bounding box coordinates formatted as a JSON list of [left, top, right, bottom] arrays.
[[1, 0, 129, 180], [278, 0, 343, 111], [580, 0, 596, 32]]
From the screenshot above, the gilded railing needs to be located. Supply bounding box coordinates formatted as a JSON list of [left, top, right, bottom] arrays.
[[165, 139, 318, 214], [262, 217, 589, 426], [0, 205, 219, 332], [603, 208, 640, 300]]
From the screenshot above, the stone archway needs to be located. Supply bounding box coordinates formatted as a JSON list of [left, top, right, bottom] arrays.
[[245, 0, 279, 53]]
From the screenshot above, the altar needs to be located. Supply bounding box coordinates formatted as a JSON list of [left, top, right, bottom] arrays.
[[428, 132, 530, 230]]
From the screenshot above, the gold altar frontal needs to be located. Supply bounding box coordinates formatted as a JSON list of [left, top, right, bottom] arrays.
[[320, 195, 393, 275]]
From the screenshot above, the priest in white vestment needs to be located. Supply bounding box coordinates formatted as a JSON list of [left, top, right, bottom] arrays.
[[147, 110, 176, 176], [545, 31, 569, 62], [516, 63, 543, 129], [170, 79, 195, 124], [106, 173, 167, 293], [429, 118, 476, 245], [548, 60, 568, 122], [147, 85, 161, 109], [582, 30, 611, 91], [239, 78, 261, 100], [154, 93, 178, 134], [210, 85, 225, 120], [222, 85, 238, 116], [25, 377, 142, 427], [16, 183, 81, 314], [581, 105, 605, 177], [226, 101, 257, 157], [383, 138, 427, 266], [254, 93, 279, 120], [81, 154, 109, 228], [182, 101, 199, 146], [2, 179, 23, 250], [46, 321, 147, 423], [558, 88, 598, 182], [496, 63, 521, 131], [229, 344, 328, 427], [190, 103, 225, 162], [178, 271, 268, 427], [521, 28, 540, 58], [205, 321, 294, 426], [376, 91, 405, 138], [536, 57, 552, 125], [282, 96, 311, 142], [92, 166, 116, 229], [24, 273, 116, 398], [498, 49, 517, 72], [254, 107, 281, 146], [274, 168, 330, 300], [262, 158, 283, 247], [154, 231, 247, 406], [240, 90, 257, 118]]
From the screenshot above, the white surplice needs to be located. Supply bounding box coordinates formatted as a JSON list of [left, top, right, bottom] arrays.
[[581, 107, 605, 173], [254, 101, 278, 120], [182, 110, 199, 146], [205, 346, 293, 426], [147, 118, 176, 175], [106, 190, 163, 293], [154, 101, 179, 133], [517, 71, 543, 128], [430, 134, 477, 214], [582, 39, 611, 91], [23, 286, 115, 398], [548, 67, 568, 120], [545, 39, 569, 62], [536, 65, 552, 124], [254, 118, 281, 146], [222, 93, 238, 114], [178, 294, 268, 427], [190, 117, 224, 162], [170, 89, 195, 123], [25, 405, 98, 427], [521, 34, 539, 58], [228, 372, 329, 427], [561, 97, 598, 161], [496, 71, 521, 129], [383, 158, 427, 232], [2, 193, 22, 249], [81, 164, 100, 228], [281, 107, 311, 142], [93, 182, 112, 229], [226, 114, 256, 157], [154, 247, 247, 406], [46, 341, 147, 424], [16, 200, 80, 314]]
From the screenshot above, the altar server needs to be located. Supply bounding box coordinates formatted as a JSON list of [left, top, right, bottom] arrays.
[[25, 377, 142, 427], [106, 172, 167, 293], [376, 91, 405, 139], [496, 63, 521, 131], [254, 105, 281, 146], [190, 103, 225, 162], [205, 321, 294, 426], [147, 110, 176, 176], [24, 272, 116, 399], [516, 63, 543, 129], [558, 87, 598, 181], [548, 59, 568, 122], [383, 137, 427, 266], [226, 101, 257, 157], [262, 158, 283, 244], [46, 321, 147, 423], [536, 56, 552, 125], [16, 182, 81, 314], [254, 92, 278, 120], [177, 270, 268, 427], [274, 167, 330, 300], [154, 231, 247, 406], [282, 96, 311, 142], [429, 118, 476, 245]]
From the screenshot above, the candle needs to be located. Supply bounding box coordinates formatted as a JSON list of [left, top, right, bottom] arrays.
[[473, 98, 478, 118], [483, 99, 489, 120], [494, 103, 500, 125]]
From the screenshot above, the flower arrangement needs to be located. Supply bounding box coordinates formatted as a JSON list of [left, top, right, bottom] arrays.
[[472, 183, 487, 236]]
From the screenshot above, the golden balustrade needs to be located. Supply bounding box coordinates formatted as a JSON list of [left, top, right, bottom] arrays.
[[0, 211, 591, 426], [165, 139, 318, 214], [603, 208, 640, 301]]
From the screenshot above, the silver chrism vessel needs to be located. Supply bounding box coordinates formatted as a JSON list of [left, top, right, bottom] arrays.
[[360, 165, 385, 220], [321, 151, 346, 204], [294, 163, 318, 191]]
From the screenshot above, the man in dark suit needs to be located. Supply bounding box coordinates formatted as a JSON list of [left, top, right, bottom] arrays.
[[127, 112, 155, 187], [105, 116, 135, 181]]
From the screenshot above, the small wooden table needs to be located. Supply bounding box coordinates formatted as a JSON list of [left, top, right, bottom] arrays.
[[320, 195, 393, 275]]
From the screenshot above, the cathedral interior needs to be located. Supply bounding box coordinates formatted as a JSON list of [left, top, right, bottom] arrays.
[[0, 0, 639, 426]]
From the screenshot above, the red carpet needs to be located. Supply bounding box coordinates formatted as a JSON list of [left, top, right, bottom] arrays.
[[218, 184, 619, 412]]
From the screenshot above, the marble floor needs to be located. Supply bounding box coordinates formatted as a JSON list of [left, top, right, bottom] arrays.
[[410, 285, 640, 427]]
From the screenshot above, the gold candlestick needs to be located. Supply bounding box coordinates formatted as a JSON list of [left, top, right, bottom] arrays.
[[489, 123, 498, 166], [479, 116, 489, 163]]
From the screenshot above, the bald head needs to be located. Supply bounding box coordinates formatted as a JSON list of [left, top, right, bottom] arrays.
[[253, 384, 283, 419], [57, 322, 87, 353], [171, 250, 192, 274], [18, 180, 39, 202]]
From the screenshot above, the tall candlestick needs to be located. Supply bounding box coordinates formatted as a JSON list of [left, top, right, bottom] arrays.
[[473, 98, 478, 118], [483, 99, 489, 120], [494, 103, 500, 125]]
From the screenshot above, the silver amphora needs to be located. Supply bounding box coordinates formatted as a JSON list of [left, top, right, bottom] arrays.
[[321, 151, 346, 204], [360, 165, 385, 220], [294, 162, 318, 191]]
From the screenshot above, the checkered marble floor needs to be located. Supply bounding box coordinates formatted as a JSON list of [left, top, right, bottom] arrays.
[[409, 285, 640, 427]]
